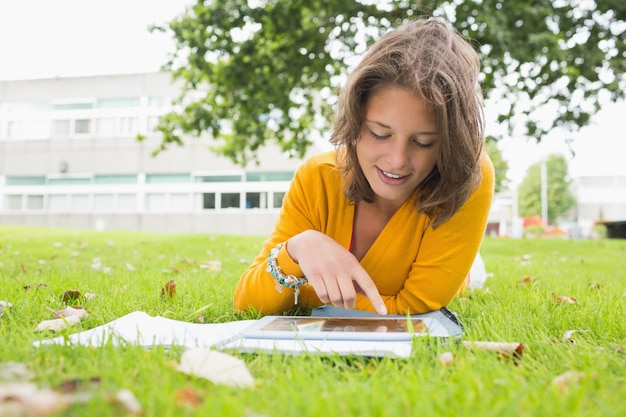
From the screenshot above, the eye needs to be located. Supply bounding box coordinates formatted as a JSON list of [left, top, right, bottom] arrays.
[[412, 137, 435, 149], [414, 141, 434, 149], [368, 130, 389, 140]]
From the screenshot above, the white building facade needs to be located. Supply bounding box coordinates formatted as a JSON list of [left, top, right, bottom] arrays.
[[0, 72, 315, 235]]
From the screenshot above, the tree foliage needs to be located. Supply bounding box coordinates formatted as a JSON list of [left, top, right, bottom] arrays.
[[485, 136, 509, 193], [518, 154, 576, 223], [149, 0, 626, 164]]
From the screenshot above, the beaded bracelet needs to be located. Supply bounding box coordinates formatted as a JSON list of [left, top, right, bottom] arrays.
[[267, 242, 308, 305]]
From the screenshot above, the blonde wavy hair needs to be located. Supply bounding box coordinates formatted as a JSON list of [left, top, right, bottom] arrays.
[[330, 18, 485, 228]]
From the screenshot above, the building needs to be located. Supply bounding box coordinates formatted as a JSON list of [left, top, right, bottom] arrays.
[[0, 72, 318, 235]]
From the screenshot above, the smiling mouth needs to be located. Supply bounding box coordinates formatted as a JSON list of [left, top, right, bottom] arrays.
[[381, 170, 406, 179]]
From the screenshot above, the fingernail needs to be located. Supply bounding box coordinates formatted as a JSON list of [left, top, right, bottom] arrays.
[[377, 304, 387, 315]]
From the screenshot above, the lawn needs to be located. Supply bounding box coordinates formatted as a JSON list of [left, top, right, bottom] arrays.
[[1, 225, 625, 416]]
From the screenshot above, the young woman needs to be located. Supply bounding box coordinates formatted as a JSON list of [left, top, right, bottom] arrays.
[[234, 18, 494, 316]]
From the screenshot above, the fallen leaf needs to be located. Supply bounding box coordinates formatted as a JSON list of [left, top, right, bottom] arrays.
[[0, 362, 35, 382], [552, 293, 579, 304], [439, 351, 454, 367], [161, 280, 176, 298], [200, 261, 222, 272], [45, 306, 88, 320], [552, 371, 586, 392], [35, 316, 82, 332], [36, 306, 88, 332], [125, 262, 136, 271], [461, 341, 524, 361], [109, 389, 142, 416], [54, 377, 101, 394], [0, 382, 68, 416], [176, 348, 255, 388], [23, 283, 47, 291], [0, 301, 12, 318], [197, 314, 205, 324], [84, 293, 97, 301], [518, 276, 534, 284], [61, 290, 81, 303], [562, 329, 589, 343], [174, 387, 203, 407]]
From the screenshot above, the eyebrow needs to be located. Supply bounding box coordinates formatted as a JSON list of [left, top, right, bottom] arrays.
[[365, 119, 438, 136]]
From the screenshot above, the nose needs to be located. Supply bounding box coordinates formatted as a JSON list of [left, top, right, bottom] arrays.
[[387, 139, 409, 170]]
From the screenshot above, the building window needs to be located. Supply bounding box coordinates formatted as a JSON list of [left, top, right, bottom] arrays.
[[246, 171, 294, 182], [51, 120, 70, 136], [246, 192, 268, 209], [47, 177, 91, 186], [145, 193, 167, 212], [146, 174, 190, 183], [96, 118, 117, 136], [6, 176, 46, 186], [25, 195, 44, 210], [196, 193, 215, 210], [4, 195, 22, 211], [119, 117, 139, 135], [71, 194, 89, 212], [170, 193, 190, 212], [52, 102, 93, 111], [117, 194, 136, 211], [94, 174, 137, 184], [74, 119, 92, 134], [96, 97, 140, 108], [48, 195, 68, 211], [94, 194, 114, 212], [194, 174, 242, 183], [273, 192, 286, 208], [221, 193, 240, 209]]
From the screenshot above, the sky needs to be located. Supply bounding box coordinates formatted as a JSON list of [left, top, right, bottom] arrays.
[[0, 0, 623, 185]]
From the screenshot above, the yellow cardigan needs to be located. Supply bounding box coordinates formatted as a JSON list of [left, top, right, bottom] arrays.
[[234, 150, 494, 315]]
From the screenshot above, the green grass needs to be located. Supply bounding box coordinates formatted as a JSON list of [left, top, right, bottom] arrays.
[[1, 225, 625, 416]]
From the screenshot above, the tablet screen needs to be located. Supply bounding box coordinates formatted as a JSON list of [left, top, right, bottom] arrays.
[[260, 317, 425, 334]]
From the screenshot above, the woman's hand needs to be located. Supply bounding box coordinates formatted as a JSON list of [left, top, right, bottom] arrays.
[[286, 230, 387, 315]]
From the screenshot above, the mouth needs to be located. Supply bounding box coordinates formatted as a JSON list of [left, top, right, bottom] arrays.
[[377, 167, 410, 184]]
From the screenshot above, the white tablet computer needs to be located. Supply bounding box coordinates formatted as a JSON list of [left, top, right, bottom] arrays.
[[240, 315, 430, 341]]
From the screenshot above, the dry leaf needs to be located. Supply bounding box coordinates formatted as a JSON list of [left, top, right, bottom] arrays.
[[125, 262, 136, 271], [176, 348, 254, 388], [175, 387, 203, 407], [562, 329, 589, 343], [45, 306, 88, 320], [461, 341, 524, 361], [439, 351, 454, 367], [518, 276, 534, 284], [200, 261, 222, 271], [23, 283, 47, 291], [54, 377, 101, 394], [35, 316, 82, 332], [84, 293, 97, 301], [552, 371, 586, 392], [109, 389, 142, 416], [0, 301, 12, 318], [197, 314, 205, 324], [61, 290, 81, 303], [0, 382, 68, 416], [36, 306, 88, 332], [552, 293, 579, 304], [161, 280, 176, 298], [0, 362, 35, 382]]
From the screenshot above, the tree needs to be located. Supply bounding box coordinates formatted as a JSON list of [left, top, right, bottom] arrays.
[[517, 154, 576, 224], [485, 136, 509, 194], [148, 0, 626, 164]]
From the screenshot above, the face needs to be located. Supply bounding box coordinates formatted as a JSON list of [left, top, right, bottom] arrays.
[[356, 85, 439, 211]]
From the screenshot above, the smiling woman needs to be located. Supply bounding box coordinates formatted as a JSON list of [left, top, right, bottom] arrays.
[[234, 18, 495, 316]]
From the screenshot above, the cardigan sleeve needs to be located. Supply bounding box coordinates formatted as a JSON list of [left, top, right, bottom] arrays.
[[233, 155, 327, 314], [359, 153, 495, 314]]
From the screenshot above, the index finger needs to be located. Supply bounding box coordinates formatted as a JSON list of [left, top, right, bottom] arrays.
[[353, 273, 387, 315]]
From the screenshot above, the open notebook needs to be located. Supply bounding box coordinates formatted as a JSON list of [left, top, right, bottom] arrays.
[[35, 305, 463, 358]]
